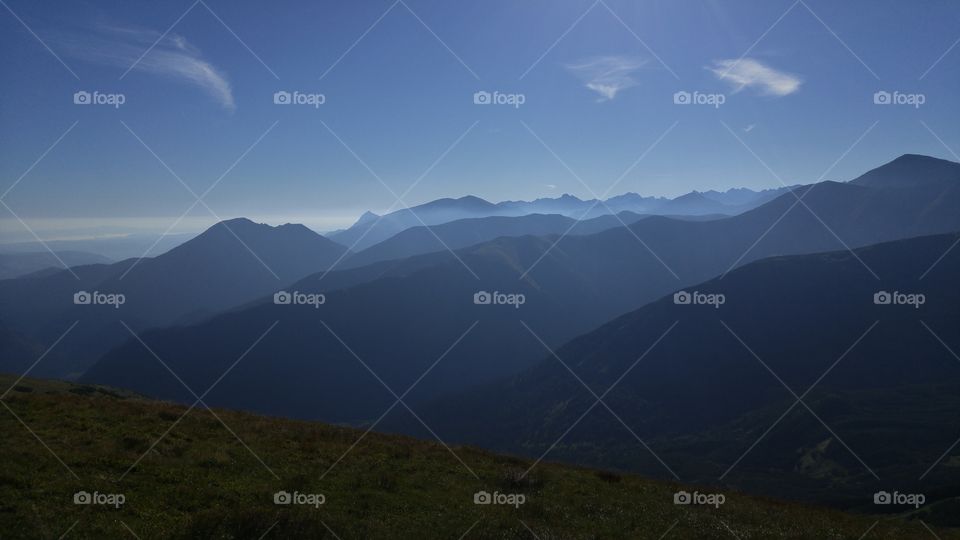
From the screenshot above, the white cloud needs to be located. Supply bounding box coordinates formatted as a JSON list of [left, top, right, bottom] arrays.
[[743, 123, 756, 133], [565, 56, 647, 102], [60, 26, 235, 110], [709, 58, 801, 97]]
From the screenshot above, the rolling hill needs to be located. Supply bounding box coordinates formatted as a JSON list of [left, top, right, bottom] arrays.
[[0, 374, 952, 539]]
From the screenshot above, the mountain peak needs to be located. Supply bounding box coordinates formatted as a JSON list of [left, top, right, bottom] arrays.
[[850, 154, 960, 188], [354, 211, 380, 228]]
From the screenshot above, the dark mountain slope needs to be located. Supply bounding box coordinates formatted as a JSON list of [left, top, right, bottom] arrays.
[[418, 232, 960, 508], [0, 219, 348, 377]]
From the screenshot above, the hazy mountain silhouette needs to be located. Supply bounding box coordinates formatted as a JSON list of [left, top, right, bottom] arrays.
[[340, 212, 646, 269], [81, 155, 960, 427], [328, 188, 785, 251], [0, 250, 112, 279], [415, 232, 960, 508], [0, 218, 348, 377], [701, 185, 796, 206]]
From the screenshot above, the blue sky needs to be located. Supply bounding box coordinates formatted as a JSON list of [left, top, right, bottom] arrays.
[[1, 0, 959, 238]]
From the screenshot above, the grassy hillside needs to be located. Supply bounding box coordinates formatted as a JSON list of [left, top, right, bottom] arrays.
[[0, 375, 954, 539]]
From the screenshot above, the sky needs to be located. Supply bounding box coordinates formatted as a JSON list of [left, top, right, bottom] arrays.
[[1, 0, 959, 239]]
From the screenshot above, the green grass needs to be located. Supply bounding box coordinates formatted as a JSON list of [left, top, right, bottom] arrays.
[[0, 375, 954, 539]]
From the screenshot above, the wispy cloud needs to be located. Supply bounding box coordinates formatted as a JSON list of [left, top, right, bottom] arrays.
[[60, 25, 235, 110], [565, 55, 647, 102], [709, 58, 801, 97], [743, 123, 756, 133]]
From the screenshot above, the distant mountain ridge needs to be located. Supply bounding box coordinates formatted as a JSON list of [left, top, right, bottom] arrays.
[[0, 218, 349, 377], [327, 186, 793, 250], [80, 155, 960, 428], [0, 250, 112, 280]]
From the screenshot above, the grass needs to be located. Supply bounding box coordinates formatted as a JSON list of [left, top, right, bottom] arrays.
[[0, 375, 954, 539]]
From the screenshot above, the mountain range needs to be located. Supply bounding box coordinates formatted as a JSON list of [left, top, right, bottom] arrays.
[[326, 186, 794, 251], [0, 219, 347, 377], [2, 153, 960, 519], [410, 231, 960, 508], [78, 155, 960, 428]]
